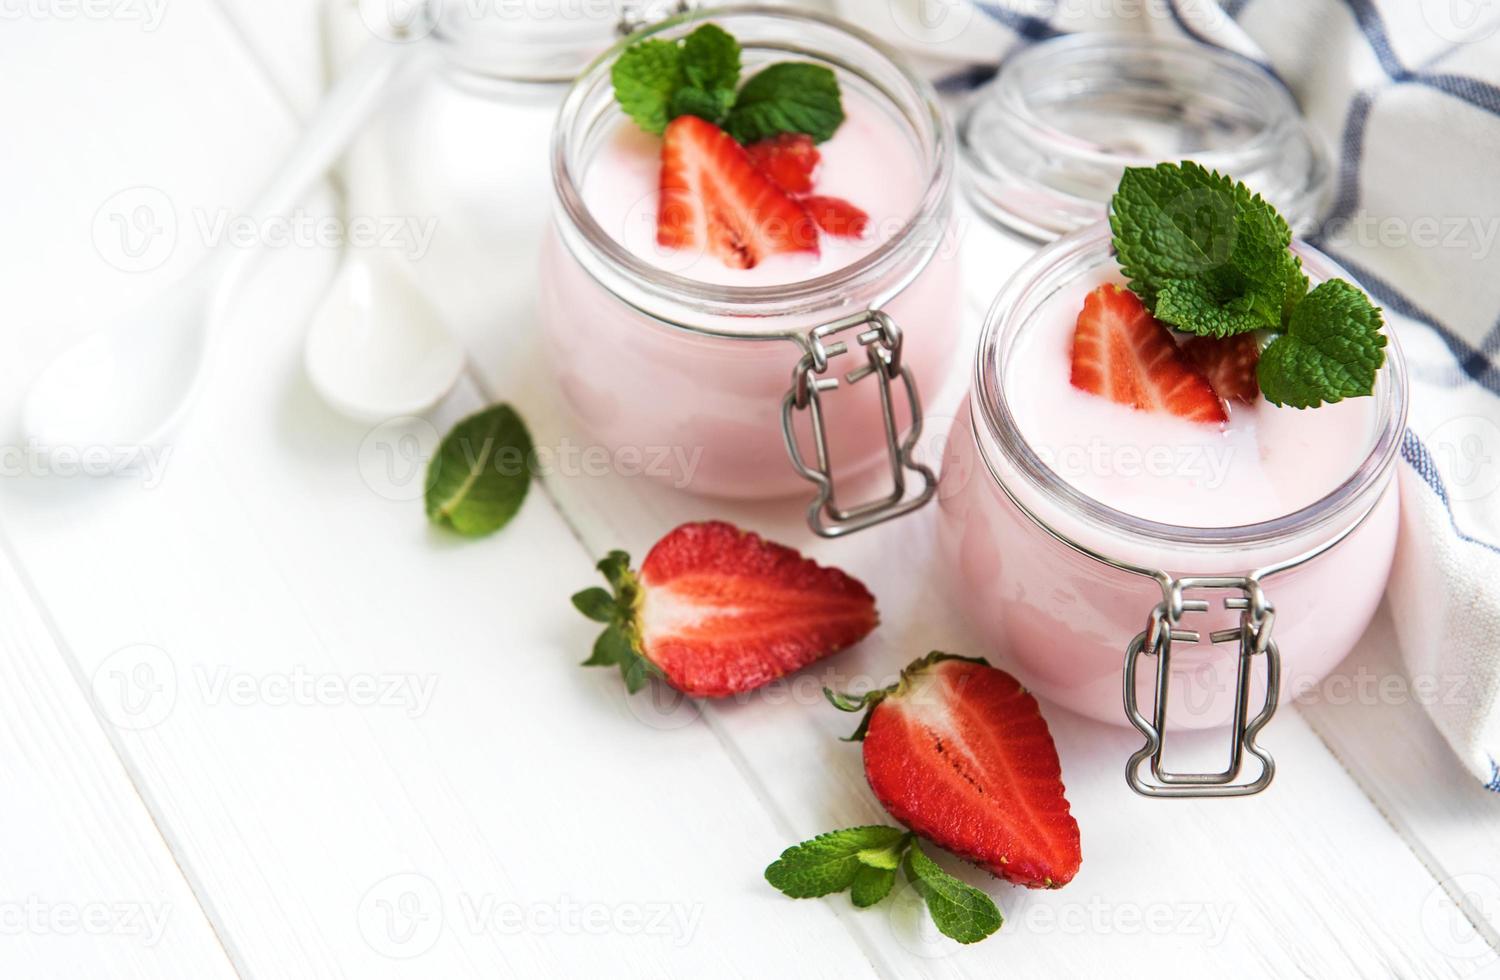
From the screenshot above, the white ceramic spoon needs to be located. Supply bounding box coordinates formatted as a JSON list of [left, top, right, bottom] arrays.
[[22, 37, 437, 458]]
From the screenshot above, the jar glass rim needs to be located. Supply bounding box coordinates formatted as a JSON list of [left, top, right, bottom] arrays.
[[549, 4, 954, 321], [972, 221, 1408, 551], [960, 33, 1330, 242]]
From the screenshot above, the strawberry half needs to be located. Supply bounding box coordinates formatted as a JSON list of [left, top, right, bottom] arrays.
[[801, 195, 870, 239], [657, 116, 819, 270], [745, 133, 820, 195], [1069, 284, 1227, 424], [827, 653, 1081, 888], [573, 521, 878, 698], [1182, 333, 1262, 405]]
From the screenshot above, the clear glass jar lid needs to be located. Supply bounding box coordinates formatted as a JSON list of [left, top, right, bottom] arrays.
[[377, 0, 695, 87], [959, 33, 1331, 242]]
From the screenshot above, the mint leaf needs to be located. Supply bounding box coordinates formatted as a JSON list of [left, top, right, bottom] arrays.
[[725, 63, 844, 144], [850, 864, 897, 908], [856, 836, 909, 871], [765, 826, 908, 899], [680, 23, 738, 99], [670, 85, 735, 124], [425, 405, 532, 537], [571, 588, 616, 623], [1112, 162, 1297, 336], [903, 844, 1003, 944], [611, 38, 683, 134], [1258, 279, 1386, 408]]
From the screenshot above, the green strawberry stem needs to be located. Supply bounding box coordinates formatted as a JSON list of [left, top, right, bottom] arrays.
[[571, 550, 660, 693]]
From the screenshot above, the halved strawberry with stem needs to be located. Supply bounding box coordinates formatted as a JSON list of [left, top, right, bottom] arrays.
[[801, 195, 870, 239], [826, 653, 1081, 888], [572, 521, 878, 698], [657, 116, 819, 270], [745, 132, 820, 195], [1070, 284, 1227, 424], [1182, 333, 1262, 405]]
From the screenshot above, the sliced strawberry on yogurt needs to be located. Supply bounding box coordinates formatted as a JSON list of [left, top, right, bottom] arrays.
[[801, 195, 870, 239], [745, 132, 821, 195], [657, 116, 819, 269], [1182, 333, 1262, 405], [1069, 283, 1227, 424], [828, 653, 1082, 888], [572, 521, 878, 698]]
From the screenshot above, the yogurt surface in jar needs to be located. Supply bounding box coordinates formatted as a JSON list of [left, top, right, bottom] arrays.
[[1003, 265, 1380, 528]]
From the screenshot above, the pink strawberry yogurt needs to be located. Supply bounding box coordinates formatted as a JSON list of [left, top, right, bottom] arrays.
[[539, 10, 960, 503], [937, 224, 1407, 730]]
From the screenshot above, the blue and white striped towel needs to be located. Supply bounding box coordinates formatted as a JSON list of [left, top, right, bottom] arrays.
[[840, 0, 1500, 789]]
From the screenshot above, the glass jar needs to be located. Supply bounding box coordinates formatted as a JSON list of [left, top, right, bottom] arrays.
[[539, 6, 959, 536], [959, 32, 1331, 243], [936, 223, 1407, 797]]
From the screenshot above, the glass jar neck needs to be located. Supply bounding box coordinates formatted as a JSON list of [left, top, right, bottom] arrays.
[[548, 5, 954, 331], [972, 222, 1408, 559], [960, 33, 1330, 243]]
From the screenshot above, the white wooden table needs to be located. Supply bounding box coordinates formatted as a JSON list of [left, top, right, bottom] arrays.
[[3, 2, 1498, 977]]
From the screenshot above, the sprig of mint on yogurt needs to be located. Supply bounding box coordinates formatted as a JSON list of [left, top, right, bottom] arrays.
[[1110, 162, 1386, 409], [611, 22, 845, 143]]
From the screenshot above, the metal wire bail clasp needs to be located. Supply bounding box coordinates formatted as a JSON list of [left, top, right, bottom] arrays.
[[617, 1, 694, 36], [780, 310, 937, 538], [1122, 576, 1282, 798]]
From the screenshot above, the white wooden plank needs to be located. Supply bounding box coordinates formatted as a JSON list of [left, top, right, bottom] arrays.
[[0, 538, 238, 980]]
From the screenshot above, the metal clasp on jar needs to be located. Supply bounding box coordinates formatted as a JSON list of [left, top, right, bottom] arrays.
[[617, 1, 695, 36], [1122, 576, 1281, 798], [780, 310, 937, 538]]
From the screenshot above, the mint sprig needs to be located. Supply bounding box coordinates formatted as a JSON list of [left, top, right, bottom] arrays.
[[611, 22, 843, 143], [1110, 161, 1385, 408], [571, 550, 661, 693], [766, 827, 1003, 944], [424, 404, 533, 537]]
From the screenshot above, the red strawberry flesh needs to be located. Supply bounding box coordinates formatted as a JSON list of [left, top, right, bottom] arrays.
[[1182, 333, 1262, 405], [657, 116, 819, 270], [861, 657, 1081, 887], [801, 195, 869, 239], [1069, 284, 1227, 424], [636, 522, 877, 698], [745, 133, 820, 195]]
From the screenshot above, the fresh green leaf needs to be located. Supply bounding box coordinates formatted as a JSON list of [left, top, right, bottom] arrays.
[[850, 864, 897, 908], [765, 826, 908, 899], [725, 62, 845, 143], [856, 835, 910, 871], [669, 85, 735, 124], [1153, 278, 1269, 338], [1258, 279, 1386, 408], [679, 23, 739, 109], [596, 550, 632, 592], [571, 588, 617, 623], [903, 844, 1003, 944], [617, 638, 660, 694], [424, 404, 533, 537], [582, 624, 629, 666], [610, 38, 683, 134], [1112, 161, 1299, 336]]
